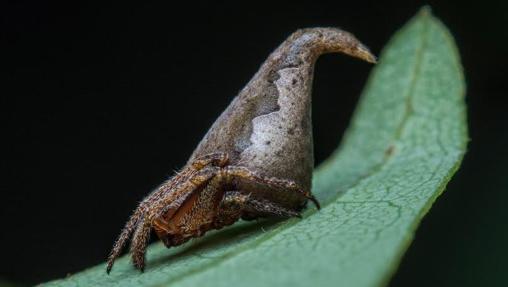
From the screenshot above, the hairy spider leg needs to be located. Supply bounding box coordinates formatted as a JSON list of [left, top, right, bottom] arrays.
[[153, 171, 307, 246], [190, 152, 229, 169], [217, 191, 301, 222], [153, 171, 230, 247], [151, 164, 314, 248], [218, 166, 320, 209], [107, 167, 216, 272], [172, 175, 226, 234], [106, 208, 143, 274], [106, 153, 229, 273], [129, 166, 218, 271], [106, 179, 180, 274]]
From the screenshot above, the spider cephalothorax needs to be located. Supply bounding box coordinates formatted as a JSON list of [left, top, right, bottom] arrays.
[[107, 27, 375, 273]]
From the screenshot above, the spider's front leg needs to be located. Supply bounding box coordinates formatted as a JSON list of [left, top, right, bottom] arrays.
[[129, 163, 227, 271], [106, 152, 229, 273]]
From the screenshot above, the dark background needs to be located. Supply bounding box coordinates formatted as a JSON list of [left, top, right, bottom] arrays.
[[2, 0, 507, 286]]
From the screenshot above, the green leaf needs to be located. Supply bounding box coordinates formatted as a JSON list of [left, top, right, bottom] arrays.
[[42, 7, 466, 287]]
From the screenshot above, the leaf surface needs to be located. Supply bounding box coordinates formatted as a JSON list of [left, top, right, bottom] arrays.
[[43, 7, 466, 287]]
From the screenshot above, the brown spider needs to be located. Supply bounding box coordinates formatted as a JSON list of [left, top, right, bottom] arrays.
[[106, 152, 319, 273], [106, 27, 374, 273]]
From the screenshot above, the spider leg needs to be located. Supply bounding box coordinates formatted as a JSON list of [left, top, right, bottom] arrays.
[[150, 166, 220, 221], [106, 208, 143, 274], [214, 190, 301, 229], [190, 152, 229, 169], [127, 166, 220, 271], [219, 166, 320, 209], [107, 153, 231, 273], [243, 195, 302, 218], [130, 215, 151, 271], [217, 191, 301, 222], [106, 176, 182, 273]]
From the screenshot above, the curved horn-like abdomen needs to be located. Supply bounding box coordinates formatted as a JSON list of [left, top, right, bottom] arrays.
[[189, 28, 376, 190]]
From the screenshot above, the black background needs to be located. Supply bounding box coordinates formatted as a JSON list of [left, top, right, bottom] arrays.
[[2, 0, 507, 286]]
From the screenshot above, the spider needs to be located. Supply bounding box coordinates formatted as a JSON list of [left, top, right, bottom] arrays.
[[106, 26, 374, 273], [106, 152, 319, 273]]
